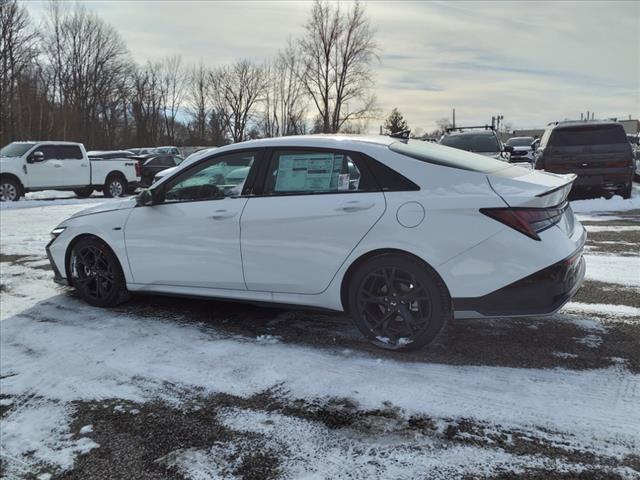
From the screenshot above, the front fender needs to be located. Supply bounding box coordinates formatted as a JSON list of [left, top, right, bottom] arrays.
[[48, 208, 134, 284]]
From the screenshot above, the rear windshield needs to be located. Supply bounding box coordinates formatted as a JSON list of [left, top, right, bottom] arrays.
[[389, 140, 510, 173], [506, 137, 533, 147], [1, 142, 35, 157], [549, 124, 627, 147], [440, 133, 499, 153]]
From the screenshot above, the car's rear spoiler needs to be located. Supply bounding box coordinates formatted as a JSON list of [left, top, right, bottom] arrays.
[[488, 171, 575, 208]]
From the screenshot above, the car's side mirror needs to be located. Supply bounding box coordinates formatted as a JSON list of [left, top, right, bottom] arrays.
[[27, 151, 45, 163], [136, 189, 154, 206], [503, 145, 514, 153], [531, 141, 539, 150]]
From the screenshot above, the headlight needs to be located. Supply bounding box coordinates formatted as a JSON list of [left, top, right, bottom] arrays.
[[50, 227, 67, 240]]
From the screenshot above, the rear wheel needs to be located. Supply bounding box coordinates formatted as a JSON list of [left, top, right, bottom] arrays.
[[0, 177, 21, 201], [103, 174, 126, 198], [74, 187, 94, 198], [347, 254, 451, 351], [69, 237, 129, 307], [617, 182, 632, 199]]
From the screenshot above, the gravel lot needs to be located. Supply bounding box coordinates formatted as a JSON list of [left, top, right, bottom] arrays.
[[1, 193, 638, 480]]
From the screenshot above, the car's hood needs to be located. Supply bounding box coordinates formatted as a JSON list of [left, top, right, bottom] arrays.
[[70, 197, 136, 218]]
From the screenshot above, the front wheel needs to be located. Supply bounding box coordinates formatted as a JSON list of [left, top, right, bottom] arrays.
[[347, 254, 451, 351], [69, 237, 129, 307], [0, 177, 22, 201], [103, 175, 126, 198]]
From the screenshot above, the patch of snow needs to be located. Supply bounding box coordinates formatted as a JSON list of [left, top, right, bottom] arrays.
[[167, 407, 556, 480], [256, 334, 281, 344], [0, 401, 98, 475], [577, 335, 603, 348], [584, 254, 640, 287], [79, 424, 93, 435], [583, 225, 640, 233], [571, 189, 640, 213], [553, 352, 579, 359], [564, 302, 640, 320]]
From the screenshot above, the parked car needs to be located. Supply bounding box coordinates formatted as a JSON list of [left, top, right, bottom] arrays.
[[534, 121, 634, 198], [87, 150, 135, 160], [0, 141, 140, 201], [127, 147, 154, 155], [440, 126, 512, 161], [505, 136, 535, 162], [152, 146, 181, 155], [151, 148, 218, 184], [136, 154, 184, 187], [47, 135, 585, 351]]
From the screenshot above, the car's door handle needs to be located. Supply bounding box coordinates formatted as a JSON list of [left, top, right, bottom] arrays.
[[336, 201, 375, 212], [209, 209, 237, 220], [80, 163, 88, 167], [53, 163, 62, 168]]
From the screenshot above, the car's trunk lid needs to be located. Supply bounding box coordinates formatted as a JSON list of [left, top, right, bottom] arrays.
[[487, 167, 575, 208]]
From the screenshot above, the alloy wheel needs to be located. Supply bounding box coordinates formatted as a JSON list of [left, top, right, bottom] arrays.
[[109, 179, 124, 197], [0, 183, 18, 201], [71, 245, 117, 301], [356, 266, 432, 348]]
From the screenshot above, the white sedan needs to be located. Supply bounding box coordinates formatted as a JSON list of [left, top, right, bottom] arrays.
[[46, 135, 586, 351]]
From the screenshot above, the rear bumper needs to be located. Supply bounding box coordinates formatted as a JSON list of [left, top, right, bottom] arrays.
[[453, 244, 586, 318]]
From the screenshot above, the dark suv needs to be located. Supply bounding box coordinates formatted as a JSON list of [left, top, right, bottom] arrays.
[[534, 121, 634, 198]]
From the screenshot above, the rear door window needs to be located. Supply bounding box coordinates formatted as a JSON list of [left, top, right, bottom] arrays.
[[57, 145, 83, 159], [549, 125, 627, 146], [264, 150, 374, 195]]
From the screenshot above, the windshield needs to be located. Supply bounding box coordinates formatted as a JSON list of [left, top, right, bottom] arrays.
[[390, 140, 510, 173], [440, 133, 499, 153], [1, 142, 35, 158], [549, 124, 627, 147], [506, 137, 534, 147]]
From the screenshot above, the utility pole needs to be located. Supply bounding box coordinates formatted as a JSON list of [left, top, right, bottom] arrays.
[[452, 108, 456, 129]]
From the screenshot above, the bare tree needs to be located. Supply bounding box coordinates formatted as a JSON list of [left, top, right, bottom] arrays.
[[42, 2, 132, 147], [260, 41, 307, 137], [159, 54, 187, 144], [299, 0, 377, 134], [186, 62, 211, 144], [0, 0, 38, 144], [209, 60, 267, 143]]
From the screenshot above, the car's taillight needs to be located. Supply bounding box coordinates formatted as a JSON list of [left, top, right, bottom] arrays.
[[135, 161, 141, 177], [480, 203, 568, 241]]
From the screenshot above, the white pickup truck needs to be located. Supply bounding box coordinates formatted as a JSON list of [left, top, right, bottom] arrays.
[[0, 141, 140, 201]]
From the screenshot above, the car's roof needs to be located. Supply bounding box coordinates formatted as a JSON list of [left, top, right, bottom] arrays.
[[212, 134, 395, 155], [550, 120, 622, 130], [444, 129, 496, 137], [12, 140, 83, 145]]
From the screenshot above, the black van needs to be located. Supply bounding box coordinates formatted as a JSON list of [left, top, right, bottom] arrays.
[[534, 121, 634, 198]]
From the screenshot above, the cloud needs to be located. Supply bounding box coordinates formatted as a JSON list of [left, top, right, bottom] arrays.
[[26, 0, 640, 132]]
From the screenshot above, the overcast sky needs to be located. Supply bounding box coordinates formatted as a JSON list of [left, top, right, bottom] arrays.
[[27, 1, 640, 133]]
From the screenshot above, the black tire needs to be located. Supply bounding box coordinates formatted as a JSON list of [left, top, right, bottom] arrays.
[[617, 182, 632, 199], [68, 237, 130, 307], [103, 174, 126, 198], [347, 254, 451, 351], [74, 187, 94, 198], [0, 177, 22, 201]]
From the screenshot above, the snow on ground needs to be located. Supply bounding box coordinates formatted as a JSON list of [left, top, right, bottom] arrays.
[[1, 192, 639, 478], [584, 254, 640, 287], [570, 185, 640, 214]]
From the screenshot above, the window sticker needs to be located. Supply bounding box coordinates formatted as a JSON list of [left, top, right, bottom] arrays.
[[275, 153, 345, 192]]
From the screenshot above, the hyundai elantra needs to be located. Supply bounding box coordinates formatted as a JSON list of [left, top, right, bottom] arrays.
[[47, 135, 586, 351]]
